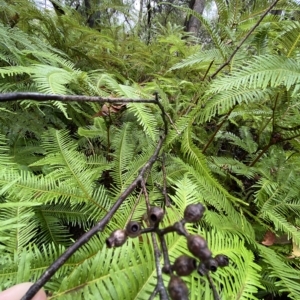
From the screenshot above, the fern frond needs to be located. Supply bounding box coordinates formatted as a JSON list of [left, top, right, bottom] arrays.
[[169, 48, 222, 71], [52, 238, 155, 300], [208, 156, 256, 179], [127, 103, 158, 141], [208, 55, 300, 93], [274, 21, 300, 58], [258, 245, 300, 299], [200, 87, 272, 123], [0, 206, 37, 254], [216, 126, 258, 154]]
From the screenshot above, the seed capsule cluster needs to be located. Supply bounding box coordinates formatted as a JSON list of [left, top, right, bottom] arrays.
[[106, 203, 229, 299]]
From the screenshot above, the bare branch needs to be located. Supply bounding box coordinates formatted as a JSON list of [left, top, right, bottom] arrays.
[[207, 273, 220, 300], [0, 92, 156, 104], [141, 179, 169, 300]]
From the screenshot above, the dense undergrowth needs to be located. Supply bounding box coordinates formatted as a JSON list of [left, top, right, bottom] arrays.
[[0, 0, 300, 299]]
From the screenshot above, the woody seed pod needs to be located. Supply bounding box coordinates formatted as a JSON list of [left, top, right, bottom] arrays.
[[215, 254, 229, 267], [106, 229, 127, 248], [187, 235, 207, 257], [172, 255, 197, 276], [125, 221, 142, 238], [196, 247, 212, 261], [204, 257, 218, 272], [148, 206, 165, 225], [184, 203, 205, 223], [168, 275, 189, 300]]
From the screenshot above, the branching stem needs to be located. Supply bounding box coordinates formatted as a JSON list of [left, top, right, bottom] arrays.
[[210, 0, 280, 79]]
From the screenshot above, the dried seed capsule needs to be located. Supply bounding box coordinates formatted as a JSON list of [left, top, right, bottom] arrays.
[[187, 234, 208, 258], [196, 247, 212, 261], [184, 203, 205, 223], [172, 255, 197, 276], [106, 229, 127, 248], [215, 254, 229, 267], [148, 206, 165, 225], [125, 221, 142, 238], [168, 275, 189, 300], [204, 257, 218, 272]]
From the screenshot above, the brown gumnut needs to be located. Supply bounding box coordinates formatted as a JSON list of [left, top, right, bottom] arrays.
[[196, 247, 212, 261], [187, 235, 207, 250], [168, 275, 189, 300], [106, 229, 127, 248], [184, 203, 205, 223], [148, 206, 165, 225], [215, 254, 229, 267], [125, 221, 142, 238], [204, 257, 218, 272], [172, 255, 197, 276]]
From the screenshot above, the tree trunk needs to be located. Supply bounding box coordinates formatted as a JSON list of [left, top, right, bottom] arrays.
[[186, 0, 206, 36], [84, 0, 101, 28]]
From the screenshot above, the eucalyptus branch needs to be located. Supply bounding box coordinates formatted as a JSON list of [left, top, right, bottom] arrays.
[[141, 179, 169, 300], [158, 234, 172, 275], [18, 93, 167, 300], [150, 231, 169, 300], [22, 135, 165, 300], [210, 0, 280, 79], [0, 92, 157, 104], [207, 273, 220, 300]]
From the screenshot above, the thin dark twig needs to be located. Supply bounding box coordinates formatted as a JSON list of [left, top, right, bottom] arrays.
[[149, 232, 169, 300], [250, 131, 300, 167], [202, 59, 214, 81], [159, 220, 188, 237], [158, 234, 172, 275], [207, 273, 221, 300], [0, 92, 157, 104], [21, 94, 167, 300], [149, 288, 159, 300], [154, 92, 168, 135], [210, 0, 280, 79], [141, 179, 169, 300]]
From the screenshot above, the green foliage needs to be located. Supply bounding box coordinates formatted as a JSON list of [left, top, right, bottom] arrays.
[[1, 0, 300, 299]]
